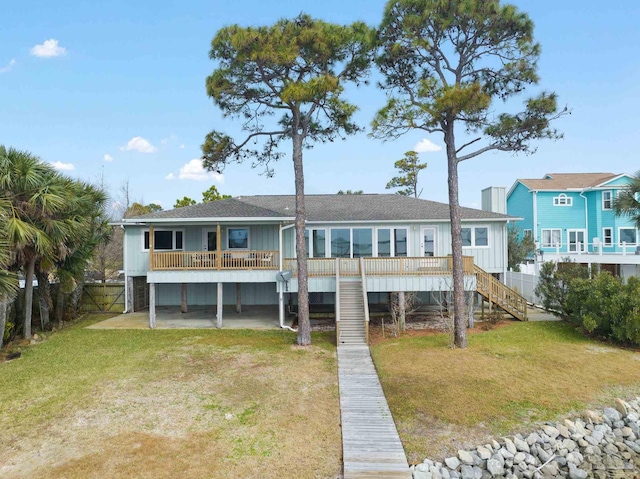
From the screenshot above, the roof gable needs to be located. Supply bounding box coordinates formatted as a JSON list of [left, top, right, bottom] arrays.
[[516, 173, 621, 191]]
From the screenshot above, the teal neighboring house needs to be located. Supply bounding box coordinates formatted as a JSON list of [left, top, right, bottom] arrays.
[[506, 172, 640, 277]]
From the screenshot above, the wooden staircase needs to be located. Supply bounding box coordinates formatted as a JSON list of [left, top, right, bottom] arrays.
[[474, 265, 528, 321], [337, 281, 368, 345]]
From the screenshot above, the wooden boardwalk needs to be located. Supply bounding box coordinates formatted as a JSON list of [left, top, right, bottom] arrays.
[[337, 345, 412, 478]]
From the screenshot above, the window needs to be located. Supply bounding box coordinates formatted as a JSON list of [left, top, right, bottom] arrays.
[[394, 229, 407, 256], [377, 229, 391, 257], [331, 228, 351, 258], [461, 226, 489, 247], [603, 228, 613, 246], [541, 229, 562, 247], [228, 228, 249, 249], [353, 228, 373, 258], [553, 194, 573, 206], [523, 229, 533, 241], [143, 229, 184, 251], [619, 228, 637, 246], [602, 190, 613, 210], [305, 229, 327, 258]]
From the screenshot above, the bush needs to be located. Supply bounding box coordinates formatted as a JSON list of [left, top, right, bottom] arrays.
[[535, 260, 589, 318]]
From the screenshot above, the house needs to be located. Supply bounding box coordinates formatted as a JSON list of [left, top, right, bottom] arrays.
[[506, 173, 640, 278], [119, 194, 526, 340]]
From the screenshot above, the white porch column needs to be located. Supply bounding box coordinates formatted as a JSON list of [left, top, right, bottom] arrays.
[[216, 282, 223, 329], [149, 283, 156, 329]]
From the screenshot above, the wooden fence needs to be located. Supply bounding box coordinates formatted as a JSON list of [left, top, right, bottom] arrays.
[[81, 283, 125, 312]]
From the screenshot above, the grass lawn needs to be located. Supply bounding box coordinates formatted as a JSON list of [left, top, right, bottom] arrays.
[[371, 320, 640, 463], [0, 314, 341, 479]]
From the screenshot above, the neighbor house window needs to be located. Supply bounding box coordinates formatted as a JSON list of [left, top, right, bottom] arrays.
[[619, 228, 637, 246], [602, 190, 613, 210], [461, 226, 489, 247], [602, 228, 613, 246], [228, 228, 249, 249], [541, 229, 562, 247], [553, 194, 572, 206], [523, 229, 533, 239], [143, 229, 184, 251]]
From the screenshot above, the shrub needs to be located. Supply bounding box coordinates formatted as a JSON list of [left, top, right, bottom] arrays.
[[535, 260, 589, 319]]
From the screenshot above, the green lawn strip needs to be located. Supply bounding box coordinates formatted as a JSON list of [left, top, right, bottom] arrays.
[[371, 321, 640, 459]]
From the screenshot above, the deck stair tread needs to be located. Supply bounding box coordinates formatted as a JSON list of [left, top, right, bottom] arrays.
[[338, 345, 411, 479]]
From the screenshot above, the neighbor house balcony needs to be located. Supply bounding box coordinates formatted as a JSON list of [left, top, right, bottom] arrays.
[[150, 250, 278, 271]]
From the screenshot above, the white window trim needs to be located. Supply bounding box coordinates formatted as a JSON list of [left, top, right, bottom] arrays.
[[374, 227, 409, 257], [541, 228, 562, 248], [227, 227, 250, 250], [553, 194, 573, 206], [618, 227, 638, 246], [602, 227, 613, 246], [142, 229, 185, 252], [461, 225, 490, 249], [567, 229, 587, 253], [602, 190, 613, 210]]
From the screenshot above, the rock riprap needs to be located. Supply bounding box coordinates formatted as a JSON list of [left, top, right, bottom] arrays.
[[411, 398, 640, 479]]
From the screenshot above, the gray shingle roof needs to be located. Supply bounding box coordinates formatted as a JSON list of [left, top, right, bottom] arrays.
[[130, 194, 513, 222]]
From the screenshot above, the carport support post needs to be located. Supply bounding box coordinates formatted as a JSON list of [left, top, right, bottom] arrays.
[[126, 276, 134, 313], [149, 283, 156, 328], [216, 282, 223, 328], [235, 283, 242, 313], [181, 283, 188, 313]]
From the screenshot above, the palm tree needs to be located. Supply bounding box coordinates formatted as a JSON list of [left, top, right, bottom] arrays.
[[0, 196, 18, 349], [0, 146, 90, 338], [614, 170, 640, 228]]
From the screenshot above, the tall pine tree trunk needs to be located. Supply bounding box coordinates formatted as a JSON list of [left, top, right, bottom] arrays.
[[445, 129, 467, 349], [292, 129, 311, 346], [23, 257, 35, 339]]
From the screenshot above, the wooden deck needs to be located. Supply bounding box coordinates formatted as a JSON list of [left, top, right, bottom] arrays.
[[337, 345, 411, 478]]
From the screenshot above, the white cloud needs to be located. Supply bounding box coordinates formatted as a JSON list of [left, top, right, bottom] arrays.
[[0, 59, 16, 74], [30, 39, 67, 58], [168, 159, 224, 182], [179, 144, 185, 149], [103, 153, 114, 162], [414, 138, 442, 153], [120, 136, 157, 153], [51, 161, 75, 171]]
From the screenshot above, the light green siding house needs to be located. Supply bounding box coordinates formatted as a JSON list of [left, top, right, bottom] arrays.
[[120, 194, 523, 332]]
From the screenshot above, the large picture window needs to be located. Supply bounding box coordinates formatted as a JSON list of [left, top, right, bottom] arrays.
[[305, 229, 327, 258], [461, 226, 489, 247], [377, 229, 391, 257], [541, 229, 562, 247], [331, 228, 351, 258], [228, 228, 249, 249], [353, 228, 373, 258], [619, 228, 637, 246], [143, 229, 183, 251], [376, 228, 408, 257]]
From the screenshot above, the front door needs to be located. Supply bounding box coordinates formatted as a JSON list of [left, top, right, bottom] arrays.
[[202, 229, 218, 251], [568, 229, 586, 253], [420, 227, 437, 257]]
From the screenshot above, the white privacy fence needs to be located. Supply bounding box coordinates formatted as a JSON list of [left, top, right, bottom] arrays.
[[504, 271, 542, 305]]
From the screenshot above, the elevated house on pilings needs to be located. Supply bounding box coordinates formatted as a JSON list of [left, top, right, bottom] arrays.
[[117, 194, 527, 344]]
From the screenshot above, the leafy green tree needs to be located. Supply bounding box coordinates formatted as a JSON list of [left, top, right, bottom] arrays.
[[202, 185, 231, 202], [0, 146, 106, 339], [507, 225, 535, 272], [0, 196, 18, 349], [125, 202, 162, 218], [174, 196, 197, 208], [614, 170, 640, 228], [385, 151, 427, 197], [337, 190, 364, 195], [373, 0, 568, 348], [535, 260, 589, 319], [201, 14, 374, 345]]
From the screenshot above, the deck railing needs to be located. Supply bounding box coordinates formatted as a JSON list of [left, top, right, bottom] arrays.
[[150, 250, 278, 270], [284, 256, 474, 277]]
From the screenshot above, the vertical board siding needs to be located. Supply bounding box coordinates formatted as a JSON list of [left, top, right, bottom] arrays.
[[157, 282, 279, 306]]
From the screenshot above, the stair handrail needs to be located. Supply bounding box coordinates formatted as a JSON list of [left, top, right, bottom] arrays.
[[335, 257, 341, 342], [359, 257, 370, 344], [474, 265, 528, 321]]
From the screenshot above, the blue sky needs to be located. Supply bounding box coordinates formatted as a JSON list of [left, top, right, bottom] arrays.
[[1, 1, 638, 213]]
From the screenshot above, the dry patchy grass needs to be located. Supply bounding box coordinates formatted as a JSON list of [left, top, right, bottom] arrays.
[[0, 315, 341, 478], [371, 320, 640, 463]]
